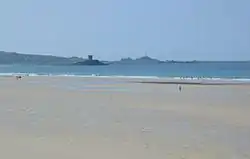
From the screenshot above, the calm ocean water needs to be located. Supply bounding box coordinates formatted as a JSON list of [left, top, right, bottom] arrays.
[[0, 62, 250, 79]]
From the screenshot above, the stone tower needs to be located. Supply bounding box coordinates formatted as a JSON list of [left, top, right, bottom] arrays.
[[88, 55, 93, 61]]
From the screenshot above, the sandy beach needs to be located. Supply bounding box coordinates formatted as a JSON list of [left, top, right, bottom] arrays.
[[0, 76, 250, 159]]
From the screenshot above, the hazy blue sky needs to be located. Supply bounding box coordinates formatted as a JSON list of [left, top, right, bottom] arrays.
[[0, 0, 249, 60]]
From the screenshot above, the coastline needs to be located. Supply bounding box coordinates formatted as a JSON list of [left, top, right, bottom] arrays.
[[1, 73, 250, 85]]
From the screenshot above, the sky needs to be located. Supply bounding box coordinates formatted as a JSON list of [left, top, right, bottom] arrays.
[[0, 0, 249, 61]]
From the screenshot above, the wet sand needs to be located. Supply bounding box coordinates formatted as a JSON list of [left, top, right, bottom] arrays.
[[0, 76, 250, 159]]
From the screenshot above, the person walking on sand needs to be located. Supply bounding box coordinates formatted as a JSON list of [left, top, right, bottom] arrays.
[[178, 84, 182, 92]]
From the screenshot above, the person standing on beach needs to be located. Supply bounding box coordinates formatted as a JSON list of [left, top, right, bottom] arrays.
[[178, 84, 182, 92]]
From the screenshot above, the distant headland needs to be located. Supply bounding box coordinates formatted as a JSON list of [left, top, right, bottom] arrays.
[[0, 51, 249, 65]]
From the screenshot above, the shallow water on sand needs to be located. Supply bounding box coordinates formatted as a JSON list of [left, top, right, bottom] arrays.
[[1, 62, 250, 79]]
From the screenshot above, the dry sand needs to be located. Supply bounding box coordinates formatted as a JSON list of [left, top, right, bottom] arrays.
[[0, 76, 250, 159]]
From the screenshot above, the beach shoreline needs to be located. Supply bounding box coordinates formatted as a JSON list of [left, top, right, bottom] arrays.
[[0, 73, 250, 85], [2, 74, 250, 86]]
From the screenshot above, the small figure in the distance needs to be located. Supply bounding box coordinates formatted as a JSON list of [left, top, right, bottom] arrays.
[[178, 84, 182, 92], [16, 76, 22, 80]]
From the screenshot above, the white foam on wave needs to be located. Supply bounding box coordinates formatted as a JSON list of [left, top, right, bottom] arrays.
[[52, 74, 160, 79], [0, 73, 30, 76], [231, 78, 250, 82], [162, 76, 250, 83], [0, 73, 250, 83], [0, 73, 15, 76], [0, 73, 53, 77]]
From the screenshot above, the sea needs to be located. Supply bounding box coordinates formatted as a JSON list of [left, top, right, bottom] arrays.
[[0, 62, 250, 80]]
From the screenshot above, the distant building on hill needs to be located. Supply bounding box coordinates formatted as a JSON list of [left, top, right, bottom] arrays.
[[73, 55, 107, 66], [88, 55, 93, 61]]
